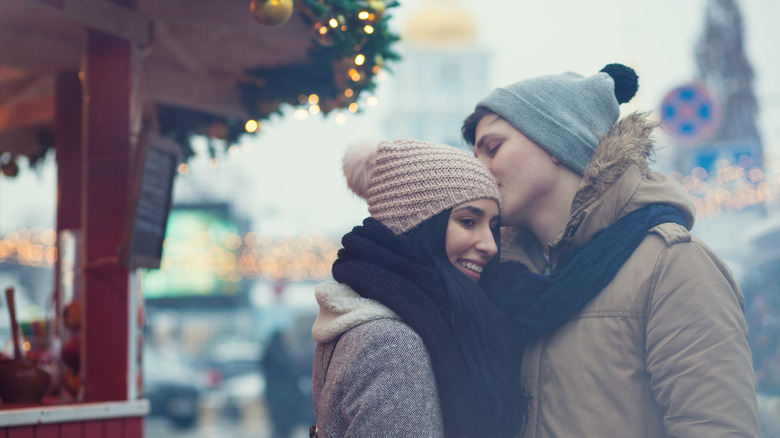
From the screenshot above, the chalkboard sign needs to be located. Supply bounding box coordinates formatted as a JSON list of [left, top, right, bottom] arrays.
[[120, 131, 179, 269]]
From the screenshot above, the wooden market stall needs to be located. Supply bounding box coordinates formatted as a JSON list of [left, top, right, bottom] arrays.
[[0, 0, 398, 435]]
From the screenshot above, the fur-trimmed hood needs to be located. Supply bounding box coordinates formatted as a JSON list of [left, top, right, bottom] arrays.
[[502, 112, 696, 270], [311, 280, 399, 343]]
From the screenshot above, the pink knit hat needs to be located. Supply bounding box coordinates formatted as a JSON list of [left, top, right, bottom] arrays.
[[342, 138, 501, 234]]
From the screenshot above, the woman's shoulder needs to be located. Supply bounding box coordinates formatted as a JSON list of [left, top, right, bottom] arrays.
[[333, 319, 436, 393], [333, 319, 431, 370], [342, 318, 425, 352]]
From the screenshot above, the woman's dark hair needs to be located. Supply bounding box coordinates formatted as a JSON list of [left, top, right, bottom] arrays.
[[461, 106, 497, 146], [405, 208, 528, 437]]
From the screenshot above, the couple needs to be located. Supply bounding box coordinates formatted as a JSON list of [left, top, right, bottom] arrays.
[[310, 64, 760, 437]]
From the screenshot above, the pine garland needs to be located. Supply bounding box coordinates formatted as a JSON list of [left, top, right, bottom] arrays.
[[163, 0, 401, 162], [4, 0, 401, 173]]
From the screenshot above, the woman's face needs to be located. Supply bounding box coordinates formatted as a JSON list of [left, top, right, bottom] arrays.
[[445, 198, 500, 283]]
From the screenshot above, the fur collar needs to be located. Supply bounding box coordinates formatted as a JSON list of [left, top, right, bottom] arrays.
[[571, 111, 657, 213], [311, 280, 399, 343]]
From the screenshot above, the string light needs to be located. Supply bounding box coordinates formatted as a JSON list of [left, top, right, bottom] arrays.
[[675, 150, 780, 218], [294, 108, 309, 120], [245, 119, 259, 133], [1, 227, 343, 281], [348, 69, 361, 82]]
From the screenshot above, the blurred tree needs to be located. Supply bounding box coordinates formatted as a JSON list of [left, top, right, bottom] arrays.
[[696, 0, 763, 147]]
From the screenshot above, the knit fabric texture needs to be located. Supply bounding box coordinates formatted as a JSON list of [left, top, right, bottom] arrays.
[[368, 139, 501, 234], [476, 71, 619, 176]]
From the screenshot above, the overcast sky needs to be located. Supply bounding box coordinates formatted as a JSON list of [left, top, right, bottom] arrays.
[[2, 0, 779, 239]]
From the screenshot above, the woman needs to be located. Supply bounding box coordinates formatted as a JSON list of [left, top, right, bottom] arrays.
[[311, 138, 527, 438]]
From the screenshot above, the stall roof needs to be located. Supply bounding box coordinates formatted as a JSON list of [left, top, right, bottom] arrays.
[[0, 0, 398, 164]]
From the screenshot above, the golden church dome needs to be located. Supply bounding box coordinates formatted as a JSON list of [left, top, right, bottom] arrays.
[[403, 0, 477, 47]]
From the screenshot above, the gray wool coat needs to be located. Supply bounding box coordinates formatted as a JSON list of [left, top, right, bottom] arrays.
[[311, 281, 445, 438]]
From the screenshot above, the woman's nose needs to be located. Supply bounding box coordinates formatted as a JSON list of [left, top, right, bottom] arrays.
[[475, 227, 498, 259]]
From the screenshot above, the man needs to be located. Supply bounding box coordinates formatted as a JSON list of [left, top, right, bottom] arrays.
[[462, 63, 760, 437]]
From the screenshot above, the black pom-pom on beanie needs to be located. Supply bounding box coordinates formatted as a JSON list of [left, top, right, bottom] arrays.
[[600, 63, 638, 104]]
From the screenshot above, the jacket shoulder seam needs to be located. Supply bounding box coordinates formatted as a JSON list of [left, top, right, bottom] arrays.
[[648, 222, 691, 246]]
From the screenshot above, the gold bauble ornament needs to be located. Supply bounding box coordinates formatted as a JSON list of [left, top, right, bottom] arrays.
[[1, 160, 19, 177], [250, 0, 294, 27]]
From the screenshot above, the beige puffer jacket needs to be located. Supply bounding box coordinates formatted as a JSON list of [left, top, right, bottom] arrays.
[[503, 113, 760, 437]]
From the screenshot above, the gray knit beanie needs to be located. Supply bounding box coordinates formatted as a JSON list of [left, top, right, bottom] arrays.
[[342, 138, 501, 234], [475, 64, 638, 175]]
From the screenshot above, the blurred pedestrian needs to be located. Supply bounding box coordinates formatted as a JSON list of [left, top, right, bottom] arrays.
[[461, 63, 760, 437], [261, 330, 301, 438]]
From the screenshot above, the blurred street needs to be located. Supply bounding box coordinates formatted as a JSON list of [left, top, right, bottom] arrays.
[[145, 397, 312, 438], [142, 392, 780, 438]]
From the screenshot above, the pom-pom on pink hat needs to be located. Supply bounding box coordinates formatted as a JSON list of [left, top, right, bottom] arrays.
[[343, 138, 501, 234]]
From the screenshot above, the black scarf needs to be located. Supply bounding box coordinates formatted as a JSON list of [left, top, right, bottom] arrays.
[[491, 203, 687, 338], [332, 218, 481, 438]]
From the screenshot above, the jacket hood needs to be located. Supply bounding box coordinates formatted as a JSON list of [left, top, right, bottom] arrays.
[[311, 280, 399, 343], [503, 112, 696, 269]]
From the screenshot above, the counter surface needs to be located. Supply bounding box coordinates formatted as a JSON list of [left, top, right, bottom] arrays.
[[0, 399, 149, 427]]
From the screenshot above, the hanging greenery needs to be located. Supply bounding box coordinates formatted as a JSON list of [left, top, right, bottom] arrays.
[[160, 0, 401, 162]]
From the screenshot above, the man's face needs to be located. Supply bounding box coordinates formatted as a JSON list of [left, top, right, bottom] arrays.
[[473, 114, 561, 228]]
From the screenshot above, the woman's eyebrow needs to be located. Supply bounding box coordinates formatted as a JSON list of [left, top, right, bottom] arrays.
[[453, 205, 485, 215]]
